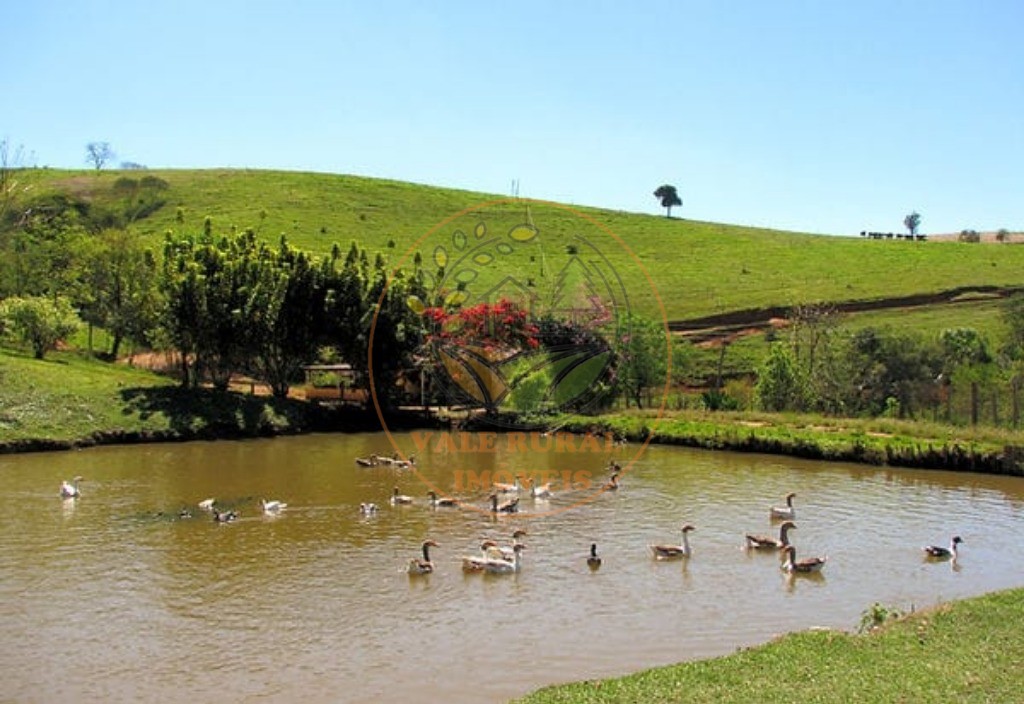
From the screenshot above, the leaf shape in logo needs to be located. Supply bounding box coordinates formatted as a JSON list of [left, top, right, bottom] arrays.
[[454, 268, 477, 284], [406, 295, 425, 315], [437, 345, 509, 406], [547, 348, 612, 407], [473, 252, 493, 265], [508, 224, 538, 242], [475, 222, 487, 239], [453, 230, 468, 251], [444, 290, 469, 306], [434, 245, 448, 269]]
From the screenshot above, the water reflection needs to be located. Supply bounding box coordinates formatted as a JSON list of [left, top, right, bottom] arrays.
[[1, 434, 1023, 703]]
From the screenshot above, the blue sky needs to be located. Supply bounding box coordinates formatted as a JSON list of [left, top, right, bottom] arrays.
[[6, 1, 1022, 236]]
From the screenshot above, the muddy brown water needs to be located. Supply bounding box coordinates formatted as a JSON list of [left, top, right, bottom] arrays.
[[2, 432, 1023, 702]]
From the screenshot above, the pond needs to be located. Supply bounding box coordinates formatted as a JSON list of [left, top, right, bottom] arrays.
[[2, 431, 1023, 702]]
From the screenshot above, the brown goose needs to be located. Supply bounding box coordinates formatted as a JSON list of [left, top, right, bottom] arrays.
[[923, 535, 963, 560], [489, 493, 519, 514], [650, 524, 695, 559], [745, 521, 796, 550], [408, 540, 440, 575], [781, 545, 827, 574]]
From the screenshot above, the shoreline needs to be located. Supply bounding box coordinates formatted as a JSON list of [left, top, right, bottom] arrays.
[[2, 399, 1022, 479]]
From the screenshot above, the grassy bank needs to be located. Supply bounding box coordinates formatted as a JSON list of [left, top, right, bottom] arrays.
[[4, 346, 1023, 476], [557, 410, 1024, 476], [0, 347, 360, 452], [515, 587, 1024, 703]]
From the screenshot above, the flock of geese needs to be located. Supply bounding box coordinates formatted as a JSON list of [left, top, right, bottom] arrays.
[[58, 459, 964, 577], [346, 457, 964, 578], [58, 475, 288, 523]]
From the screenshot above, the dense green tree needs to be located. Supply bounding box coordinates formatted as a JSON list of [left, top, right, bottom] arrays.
[[249, 239, 327, 397], [76, 229, 160, 358], [322, 242, 370, 388], [940, 327, 993, 425], [755, 343, 806, 412], [362, 256, 428, 410], [160, 230, 252, 389], [903, 211, 921, 237], [614, 314, 670, 409], [0, 295, 82, 359], [845, 327, 941, 418], [653, 184, 682, 218]]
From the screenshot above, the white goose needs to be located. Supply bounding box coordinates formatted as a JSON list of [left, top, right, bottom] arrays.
[[462, 540, 500, 572], [488, 530, 528, 561], [197, 498, 216, 511], [529, 478, 554, 499], [59, 476, 83, 499], [745, 521, 796, 551], [408, 540, 440, 575], [392, 453, 416, 469], [781, 545, 827, 574], [923, 535, 963, 560], [650, 524, 696, 559], [483, 544, 526, 574], [770, 492, 797, 520], [492, 476, 523, 495], [261, 498, 287, 514], [390, 486, 414, 506]]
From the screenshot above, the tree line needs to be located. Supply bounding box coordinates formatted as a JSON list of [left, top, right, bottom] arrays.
[[753, 301, 1024, 428]]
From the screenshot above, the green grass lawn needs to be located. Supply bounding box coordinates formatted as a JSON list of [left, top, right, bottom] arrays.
[[515, 587, 1024, 703], [14, 168, 1024, 324], [0, 346, 317, 447]]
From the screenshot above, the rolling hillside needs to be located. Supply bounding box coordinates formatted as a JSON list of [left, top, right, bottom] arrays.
[[11, 168, 1024, 328]]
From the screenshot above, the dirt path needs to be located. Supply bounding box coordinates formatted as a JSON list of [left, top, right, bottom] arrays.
[[671, 284, 1024, 346]]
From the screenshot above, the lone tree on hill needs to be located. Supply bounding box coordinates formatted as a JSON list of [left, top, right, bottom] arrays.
[[654, 184, 682, 218], [903, 211, 921, 237], [85, 141, 114, 171]]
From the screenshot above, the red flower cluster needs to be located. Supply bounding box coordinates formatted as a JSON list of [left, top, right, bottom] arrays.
[[423, 298, 540, 355]]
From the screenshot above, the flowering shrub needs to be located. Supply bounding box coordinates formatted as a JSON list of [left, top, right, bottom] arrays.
[[422, 298, 539, 359]]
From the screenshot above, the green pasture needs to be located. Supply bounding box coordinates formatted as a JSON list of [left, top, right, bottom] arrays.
[[516, 587, 1024, 704], [13, 168, 1024, 323]]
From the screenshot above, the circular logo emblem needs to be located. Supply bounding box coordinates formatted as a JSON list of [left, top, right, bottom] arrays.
[[368, 198, 670, 517]]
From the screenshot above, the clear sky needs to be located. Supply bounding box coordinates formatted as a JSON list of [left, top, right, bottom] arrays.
[[6, 1, 1022, 236]]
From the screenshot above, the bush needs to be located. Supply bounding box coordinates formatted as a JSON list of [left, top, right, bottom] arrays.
[[0, 295, 82, 359]]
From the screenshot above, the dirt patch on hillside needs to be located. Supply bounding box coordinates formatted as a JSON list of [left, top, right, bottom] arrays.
[[674, 284, 1024, 346]]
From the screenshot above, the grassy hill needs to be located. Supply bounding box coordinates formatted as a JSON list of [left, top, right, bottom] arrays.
[[12, 168, 1024, 327]]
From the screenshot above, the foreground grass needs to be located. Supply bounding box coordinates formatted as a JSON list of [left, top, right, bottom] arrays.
[[516, 587, 1024, 704]]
